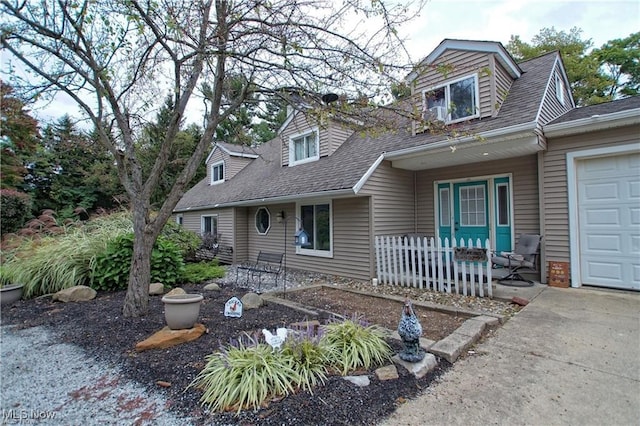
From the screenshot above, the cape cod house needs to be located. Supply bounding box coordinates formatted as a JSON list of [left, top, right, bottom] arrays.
[[174, 38, 640, 291]]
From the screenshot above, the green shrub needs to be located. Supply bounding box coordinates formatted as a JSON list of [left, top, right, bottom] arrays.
[[3, 216, 130, 297], [181, 260, 225, 284], [91, 233, 184, 292], [161, 220, 201, 259], [189, 334, 299, 414], [0, 189, 32, 235], [0, 265, 14, 287], [282, 329, 329, 393], [1, 211, 138, 298], [321, 315, 392, 376]]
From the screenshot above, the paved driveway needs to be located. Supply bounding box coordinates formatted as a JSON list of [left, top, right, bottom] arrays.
[[381, 286, 640, 425]]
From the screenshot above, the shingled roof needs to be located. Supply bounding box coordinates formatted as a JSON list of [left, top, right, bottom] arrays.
[[548, 96, 640, 124], [175, 52, 560, 212]]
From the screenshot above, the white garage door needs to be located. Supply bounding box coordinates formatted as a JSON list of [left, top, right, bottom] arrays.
[[577, 152, 640, 290]]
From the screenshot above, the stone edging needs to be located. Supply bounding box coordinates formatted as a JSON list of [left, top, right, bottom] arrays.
[[264, 284, 506, 364]]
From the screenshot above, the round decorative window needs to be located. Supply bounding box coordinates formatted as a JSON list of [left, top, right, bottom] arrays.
[[255, 207, 270, 234]]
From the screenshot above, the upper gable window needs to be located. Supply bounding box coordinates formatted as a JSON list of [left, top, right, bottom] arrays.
[[423, 74, 479, 124], [289, 128, 319, 166], [210, 161, 224, 185], [555, 74, 565, 105]]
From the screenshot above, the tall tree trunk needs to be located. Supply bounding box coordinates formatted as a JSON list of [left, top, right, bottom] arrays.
[[122, 204, 156, 318]]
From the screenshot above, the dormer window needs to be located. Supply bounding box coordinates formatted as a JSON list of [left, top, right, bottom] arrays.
[[210, 161, 225, 185], [289, 128, 319, 166], [423, 74, 479, 124]]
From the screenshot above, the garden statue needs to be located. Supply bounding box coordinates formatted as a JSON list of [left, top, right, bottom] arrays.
[[397, 298, 425, 362]]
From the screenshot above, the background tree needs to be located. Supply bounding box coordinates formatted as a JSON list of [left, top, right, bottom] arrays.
[[507, 27, 612, 106], [24, 115, 123, 218], [1, 0, 423, 317], [252, 97, 288, 144], [138, 97, 206, 208], [0, 81, 39, 191], [592, 32, 640, 99]]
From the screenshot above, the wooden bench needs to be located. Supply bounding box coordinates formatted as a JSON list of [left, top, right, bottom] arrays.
[[235, 251, 284, 292]]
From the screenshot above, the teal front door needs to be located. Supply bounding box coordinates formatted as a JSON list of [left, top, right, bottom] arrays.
[[453, 181, 489, 244], [438, 178, 512, 252]]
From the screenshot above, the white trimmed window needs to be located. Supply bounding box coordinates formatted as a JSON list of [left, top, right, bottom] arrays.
[[289, 128, 319, 166], [210, 161, 225, 184], [255, 207, 271, 235], [296, 201, 332, 257], [555, 73, 565, 105], [201, 215, 218, 236], [176, 214, 183, 226], [423, 74, 480, 123]]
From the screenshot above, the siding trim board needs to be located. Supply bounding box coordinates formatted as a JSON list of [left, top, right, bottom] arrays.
[[566, 142, 640, 288]]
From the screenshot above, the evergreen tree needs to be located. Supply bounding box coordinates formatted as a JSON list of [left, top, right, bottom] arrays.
[[0, 81, 39, 190]]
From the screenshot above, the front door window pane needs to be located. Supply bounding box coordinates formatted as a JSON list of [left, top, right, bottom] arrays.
[[497, 184, 509, 226], [439, 188, 450, 226], [459, 186, 486, 226]]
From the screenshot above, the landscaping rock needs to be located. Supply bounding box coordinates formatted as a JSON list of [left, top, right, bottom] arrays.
[[241, 292, 264, 310], [375, 364, 399, 381], [343, 375, 370, 387], [512, 296, 529, 306], [149, 283, 165, 295], [392, 353, 438, 379], [135, 324, 207, 352], [203, 283, 221, 291], [52, 286, 96, 303], [165, 287, 186, 297]]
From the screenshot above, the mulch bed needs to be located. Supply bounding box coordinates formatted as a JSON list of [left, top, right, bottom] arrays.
[[0, 283, 454, 425]]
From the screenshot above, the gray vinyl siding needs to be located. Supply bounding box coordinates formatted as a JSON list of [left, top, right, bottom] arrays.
[[329, 122, 354, 156], [415, 155, 540, 238], [494, 59, 514, 115], [215, 208, 235, 264], [542, 125, 640, 279], [233, 207, 249, 263], [227, 156, 253, 180], [241, 198, 371, 280], [412, 50, 495, 121], [538, 61, 573, 124], [180, 211, 202, 234], [175, 208, 234, 263], [359, 160, 415, 236]]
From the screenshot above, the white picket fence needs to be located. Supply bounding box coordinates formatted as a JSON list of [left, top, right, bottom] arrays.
[[374, 235, 493, 298]]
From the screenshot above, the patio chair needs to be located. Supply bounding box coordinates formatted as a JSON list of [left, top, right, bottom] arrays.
[[491, 234, 542, 286]]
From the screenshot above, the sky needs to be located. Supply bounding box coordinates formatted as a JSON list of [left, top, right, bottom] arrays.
[[6, 0, 639, 125], [399, 0, 639, 61]]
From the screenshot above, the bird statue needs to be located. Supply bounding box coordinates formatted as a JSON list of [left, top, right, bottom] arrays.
[[262, 327, 288, 350], [397, 298, 425, 362]]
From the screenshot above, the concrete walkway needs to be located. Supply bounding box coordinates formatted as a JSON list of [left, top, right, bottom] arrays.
[[381, 286, 640, 426]]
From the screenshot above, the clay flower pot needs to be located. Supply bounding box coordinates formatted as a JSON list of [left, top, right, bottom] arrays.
[[161, 293, 204, 330], [0, 284, 24, 306]]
